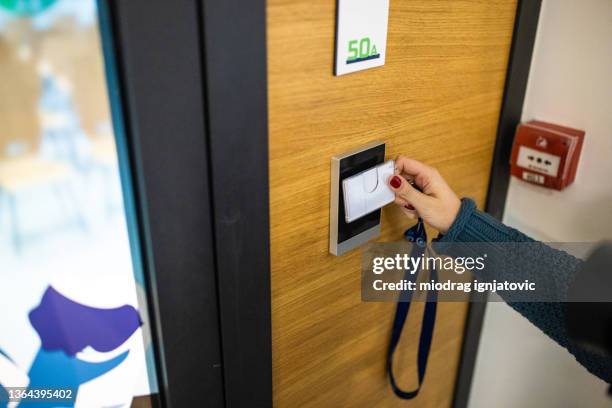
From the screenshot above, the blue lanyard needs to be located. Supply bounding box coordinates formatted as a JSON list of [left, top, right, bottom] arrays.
[[387, 218, 438, 399]]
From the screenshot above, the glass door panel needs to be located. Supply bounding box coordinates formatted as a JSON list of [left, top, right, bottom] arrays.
[[0, 1, 158, 406]]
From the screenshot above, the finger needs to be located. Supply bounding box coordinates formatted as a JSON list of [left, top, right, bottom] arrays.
[[394, 196, 409, 206], [394, 195, 416, 210], [388, 174, 430, 209], [400, 206, 418, 219], [395, 156, 433, 178], [393, 167, 415, 183], [400, 172, 415, 185]]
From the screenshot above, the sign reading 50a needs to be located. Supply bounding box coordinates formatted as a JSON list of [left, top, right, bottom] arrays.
[[347, 37, 380, 64], [335, 0, 389, 75]]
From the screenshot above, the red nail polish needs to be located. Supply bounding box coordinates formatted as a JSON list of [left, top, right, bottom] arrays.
[[404, 204, 415, 210], [390, 176, 401, 189]]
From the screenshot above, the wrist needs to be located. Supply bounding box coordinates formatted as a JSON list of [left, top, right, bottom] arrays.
[[439, 197, 461, 234], [436, 198, 477, 242]]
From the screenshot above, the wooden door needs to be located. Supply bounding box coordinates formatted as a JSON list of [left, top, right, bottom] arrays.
[[267, 1, 517, 406]]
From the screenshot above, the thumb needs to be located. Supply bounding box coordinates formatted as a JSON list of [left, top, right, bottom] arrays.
[[388, 175, 430, 210]]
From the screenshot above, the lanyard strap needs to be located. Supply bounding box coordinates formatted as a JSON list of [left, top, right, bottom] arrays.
[[387, 218, 438, 399]]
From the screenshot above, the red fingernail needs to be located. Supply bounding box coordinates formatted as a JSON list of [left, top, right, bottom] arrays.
[[405, 204, 415, 210], [390, 176, 401, 189]]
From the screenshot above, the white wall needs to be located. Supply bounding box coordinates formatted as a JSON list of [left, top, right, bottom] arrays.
[[504, 0, 612, 243], [469, 0, 612, 407]]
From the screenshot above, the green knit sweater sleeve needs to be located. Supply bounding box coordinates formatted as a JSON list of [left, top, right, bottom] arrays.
[[435, 198, 612, 383]]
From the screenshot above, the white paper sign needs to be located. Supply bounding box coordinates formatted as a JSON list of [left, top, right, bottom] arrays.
[[335, 0, 390, 76]]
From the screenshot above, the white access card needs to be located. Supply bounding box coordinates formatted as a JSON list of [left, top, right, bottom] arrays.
[[342, 160, 395, 223], [335, 0, 390, 76]]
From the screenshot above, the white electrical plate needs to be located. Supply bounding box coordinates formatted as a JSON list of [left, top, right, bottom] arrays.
[[342, 160, 395, 223], [335, 0, 390, 76]]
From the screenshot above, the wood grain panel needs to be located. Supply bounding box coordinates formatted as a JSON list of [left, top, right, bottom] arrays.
[[267, 1, 517, 406]]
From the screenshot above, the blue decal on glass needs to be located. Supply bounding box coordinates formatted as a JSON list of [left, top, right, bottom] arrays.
[[29, 286, 141, 356]]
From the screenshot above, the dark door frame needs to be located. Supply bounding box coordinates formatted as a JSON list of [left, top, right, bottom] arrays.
[[99, 0, 270, 407], [199, 1, 272, 407], [100, 0, 541, 406], [99, 1, 226, 406]]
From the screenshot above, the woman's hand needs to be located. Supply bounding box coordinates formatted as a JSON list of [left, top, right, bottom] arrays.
[[387, 156, 461, 234]]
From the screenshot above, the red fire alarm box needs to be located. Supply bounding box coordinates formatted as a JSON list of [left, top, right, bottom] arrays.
[[510, 120, 585, 190]]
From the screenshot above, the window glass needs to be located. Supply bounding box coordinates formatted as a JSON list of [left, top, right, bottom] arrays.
[[0, 1, 158, 406]]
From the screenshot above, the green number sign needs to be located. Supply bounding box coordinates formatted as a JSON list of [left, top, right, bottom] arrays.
[[347, 37, 379, 62]]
